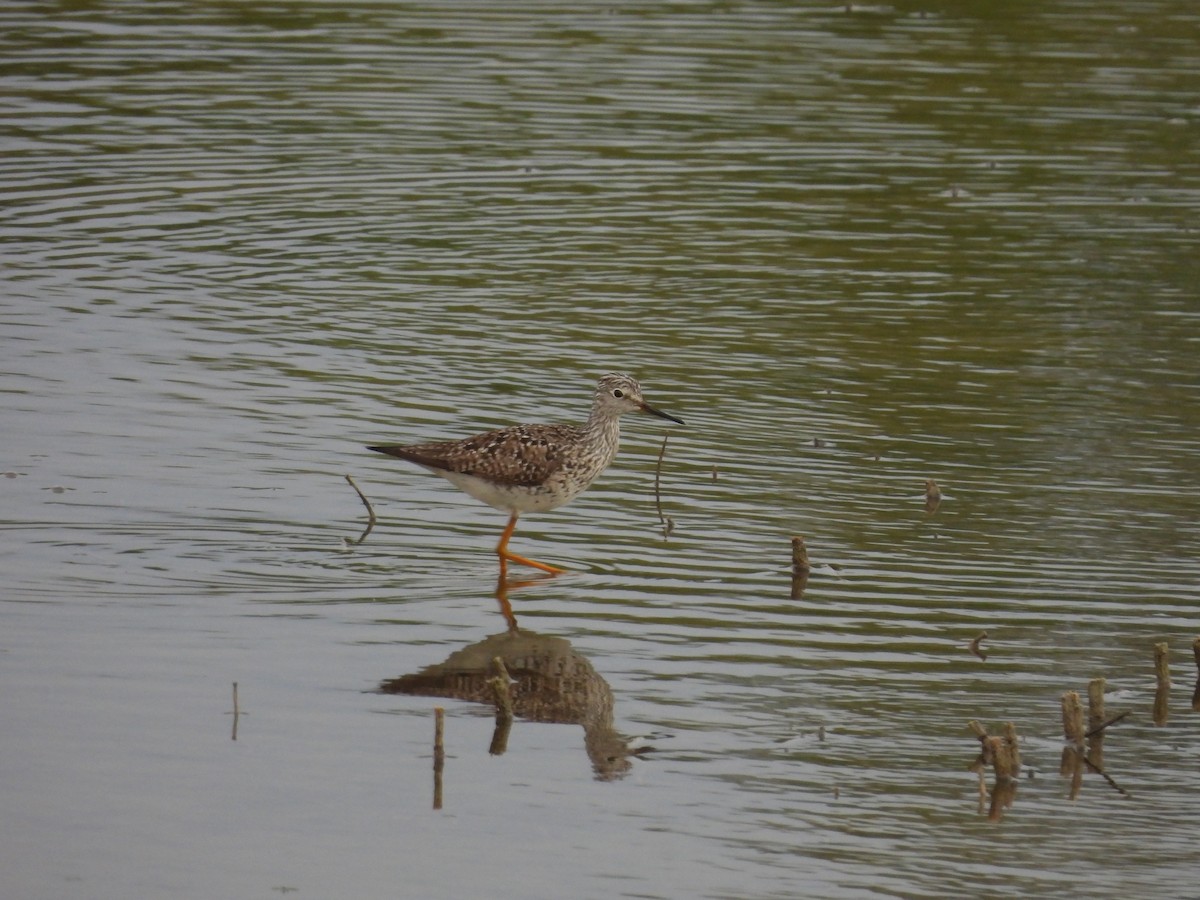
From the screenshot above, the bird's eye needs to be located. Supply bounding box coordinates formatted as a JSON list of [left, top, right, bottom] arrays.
[[612, 389, 624, 398]]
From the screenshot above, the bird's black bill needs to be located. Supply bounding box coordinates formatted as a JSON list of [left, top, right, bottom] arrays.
[[640, 402, 684, 425], [367, 444, 407, 458]]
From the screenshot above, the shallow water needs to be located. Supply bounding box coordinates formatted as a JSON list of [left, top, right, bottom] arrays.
[[4, 2, 1200, 898]]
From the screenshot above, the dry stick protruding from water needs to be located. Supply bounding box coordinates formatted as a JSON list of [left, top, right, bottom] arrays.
[[653, 435, 674, 538], [968, 631, 988, 661], [488, 656, 515, 757], [790, 535, 811, 574], [1078, 681, 1132, 798], [924, 478, 942, 515], [790, 535, 811, 599], [1001, 722, 1021, 774], [968, 721, 1021, 781], [967, 720, 1019, 820], [1079, 694, 1132, 799], [1061, 691, 1085, 799], [1058, 690, 1129, 798], [433, 707, 445, 811], [1153, 641, 1171, 726], [1192, 636, 1200, 712]]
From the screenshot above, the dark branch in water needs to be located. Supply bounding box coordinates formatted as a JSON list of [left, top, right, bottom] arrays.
[[345, 473, 376, 524], [345, 473, 377, 543], [968, 631, 988, 661]]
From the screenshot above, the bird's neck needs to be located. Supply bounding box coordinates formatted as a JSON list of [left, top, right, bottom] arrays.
[[582, 410, 621, 457]]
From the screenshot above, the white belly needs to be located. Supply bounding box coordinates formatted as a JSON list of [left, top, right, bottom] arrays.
[[431, 468, 592, 514]]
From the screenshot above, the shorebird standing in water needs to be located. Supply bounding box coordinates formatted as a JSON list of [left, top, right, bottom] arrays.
[[367, 373, 683, 575]]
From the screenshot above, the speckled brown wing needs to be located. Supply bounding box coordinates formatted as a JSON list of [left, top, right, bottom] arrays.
[[368, 423, 581, 488]]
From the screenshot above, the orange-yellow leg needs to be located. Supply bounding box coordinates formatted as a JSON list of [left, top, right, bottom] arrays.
[[496, 511, 566, 575]]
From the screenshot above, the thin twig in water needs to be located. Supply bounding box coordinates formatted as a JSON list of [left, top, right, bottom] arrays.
[[653, 435, 674, 538], [345, 473, 376, 524], [968, 631, 988, 661], [345, 473, 377, 544], [1084, 710, 1130, 739], [230, 681, 244, 741]]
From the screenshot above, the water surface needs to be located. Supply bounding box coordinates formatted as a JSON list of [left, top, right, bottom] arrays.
[[3, 2, 1199, 898]]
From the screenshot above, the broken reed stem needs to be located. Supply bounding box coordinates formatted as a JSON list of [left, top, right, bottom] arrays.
[[986, 728, 1021, 780], [1153, 641, 1170, 726], [1002, 722, 1021, 775], [1060, 691, 1085, 799], [982, 736, 1016, 778], [1078, 678, 1132, 798], [432, 707, 445, 810], [967, 720, 1020, 780], [924, 479, 942, 515], [789, 536, 810, 600], [1058, 688, 1131, 799], [344, 473, 377, 524], [790, 536, 811, 574], [968, 720, 1019, 821], [1061, 691, 1085, 746]]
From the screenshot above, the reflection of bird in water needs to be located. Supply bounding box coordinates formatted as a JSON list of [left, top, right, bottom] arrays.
[[366, 373, 683, 575], [379, 630, 638, 780]]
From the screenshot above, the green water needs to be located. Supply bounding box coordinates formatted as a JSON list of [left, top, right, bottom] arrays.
[[3, 2, 1198, 898]]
